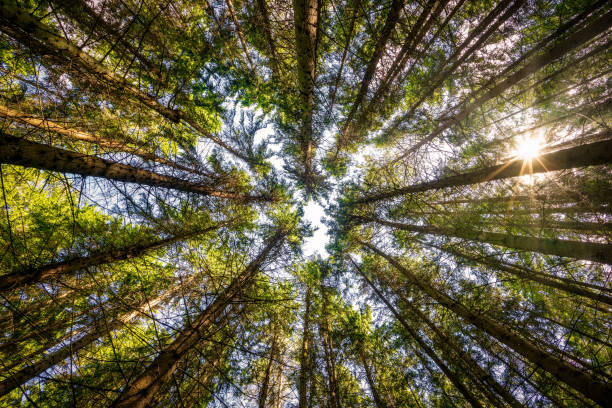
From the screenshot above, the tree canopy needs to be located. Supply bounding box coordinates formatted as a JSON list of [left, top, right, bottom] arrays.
[[0, 0, 610, 406]]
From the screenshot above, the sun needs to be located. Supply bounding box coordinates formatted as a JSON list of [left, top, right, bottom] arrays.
[[514, 134, 543, 161]]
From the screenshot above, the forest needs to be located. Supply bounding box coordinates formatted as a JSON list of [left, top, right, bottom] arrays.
[[0, 0, 610, 406]]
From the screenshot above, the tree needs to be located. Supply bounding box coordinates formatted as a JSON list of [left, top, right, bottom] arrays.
[[1, 0, 610, 406]]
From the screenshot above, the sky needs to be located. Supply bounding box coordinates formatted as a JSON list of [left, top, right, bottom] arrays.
[[301, 200, 329, 258]]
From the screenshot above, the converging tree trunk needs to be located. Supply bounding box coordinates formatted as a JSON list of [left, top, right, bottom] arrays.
[[111, 230, 286, 408], [293, 0, 320, 194], [0, 222, 228, 292], [0, 103, 204, 175], [0, 0, 249, 161], [0, 276, 196, 397], [0, 133, 271, 202], [298, 283, 312, 408], [356, 138, 612, 203], [349, 258, 484, 408], [359, 215, 612, 264], [394, 9, 612, 157], [258, 331, 279, 408], [362, 242, 612, 406], [422, 241, 612, 305], [337, 0, 404, 150]]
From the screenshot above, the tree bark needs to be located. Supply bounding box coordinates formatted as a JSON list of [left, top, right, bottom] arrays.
[[0, 133, 271, 202], [297, 284, 312, 408], [258, 332, 278, 408], [383, 0, 520, 140], [361, 242, 612, 406], [0, 222, 227, 292], [396, 8, 612, 158], [394, 288, 525, 408], [360, 215, 612, 264], [0, 103, 204, 175], [319, 282, 340, 408], [337, 0, 404, 150], [368, 0, 447, 110], [350, 258, 484, 408], [0, 276, 195, 397], [356, 138, 612, 203], [327, 0, 361, 112], [359, 349, 390, 408], [293, 0, 320, 193], [51, 0, 167, 84], [225, 0, 255, 71], [111, 230, 286, 408], [425, 241, 612, 304], [0, 0, 248, 161], [254, 0, 280, 77]]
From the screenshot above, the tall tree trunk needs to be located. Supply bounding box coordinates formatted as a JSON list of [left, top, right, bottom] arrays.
[[327, 0, 361, 112], [0, 221, 227, 292], [394, 288, 525, 408], [0, 133, 271, 202], [225, 0, 255, 71], [349, 258, 484, 408], [356, 138, 612, 203], [356, 259, 522, 407], [293, 0, 319, 194], [359, 349, 390, 408], [360, 215, 612, 264], [111, 230, 286, 408], [423, 241, 612, 304], [258, 332, 278, 408], [0, 103, 204, 175], [368, 0, 446, 110], [0, 275, 196, 397], [254, 0, 280, 77], [297, 284, 312, 408], [337, 0, 404, 150], [319, 282, 340, 408], [0, 0, 248, 161], [361, 242, 612, 405], [273, 351, 285, 408], [454, 0, 609, 116], [51, 0, 167, 84], [383, 0, 521, 140], [395, 9, 612, 158]]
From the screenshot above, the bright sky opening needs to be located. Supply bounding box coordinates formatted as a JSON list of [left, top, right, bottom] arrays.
[[301, 200, 329, 258]]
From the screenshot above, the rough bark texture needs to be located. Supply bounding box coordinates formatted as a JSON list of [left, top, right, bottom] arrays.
[[293, 0, 319, 193], [297, 284, 312, 408], [357, 138, 612, 203], [397, 8, 612, 157], [362, 215, 612, 264], [0, 277, 195, 397], [0, 133, 270, 202], [111, 231, 286, 408], [0, 0, 248, 161], [0, 223, 226, 292], [363, 242, 612, 406], [0, 104, 203, 175]]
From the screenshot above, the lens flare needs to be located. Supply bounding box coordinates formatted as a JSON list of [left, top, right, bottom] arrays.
[[514, 134, 543, 161]]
